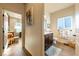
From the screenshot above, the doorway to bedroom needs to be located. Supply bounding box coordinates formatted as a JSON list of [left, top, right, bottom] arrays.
[[2, 10, 24, 56]]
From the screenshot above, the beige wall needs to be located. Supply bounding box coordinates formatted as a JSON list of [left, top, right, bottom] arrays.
[[25, 3, 44, 56], [50, 5, 75, 37], [0, 3, 25, 55]]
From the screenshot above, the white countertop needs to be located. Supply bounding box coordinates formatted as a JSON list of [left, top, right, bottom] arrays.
[[44, 31, 53, 35]]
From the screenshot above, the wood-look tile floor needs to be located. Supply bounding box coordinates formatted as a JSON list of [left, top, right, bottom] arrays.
[[2, 39, 26, 56], [56, 43, 75, 56]]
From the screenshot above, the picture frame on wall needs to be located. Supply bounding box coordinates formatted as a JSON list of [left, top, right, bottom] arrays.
[[26, 7, 33, 26]]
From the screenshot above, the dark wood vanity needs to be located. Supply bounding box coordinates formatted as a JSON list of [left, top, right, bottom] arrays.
[[44, 32, 53, 51]]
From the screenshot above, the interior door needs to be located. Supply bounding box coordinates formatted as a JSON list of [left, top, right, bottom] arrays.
[[3, 11, 9, 50], [0, 10, 9, 55]]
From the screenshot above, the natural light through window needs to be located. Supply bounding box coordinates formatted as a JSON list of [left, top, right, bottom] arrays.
[[57, 16, 73, 30], [44, 15, 51, 32], [76, 14, 79, 32]]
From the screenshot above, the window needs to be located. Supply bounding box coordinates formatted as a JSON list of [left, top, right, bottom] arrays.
[[64, 16, 72, 29], [57, 18, 65, 29], [57, 16, 72, 30], [44, 15, 51, 32], [15, 19, 22, 33], [15, 22, 22, 33], [44, 19, 50, 32], [76, 14, 79, 32]]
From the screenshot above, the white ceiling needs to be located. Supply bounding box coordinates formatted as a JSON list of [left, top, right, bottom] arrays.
[[45, 3, 74, 15]]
